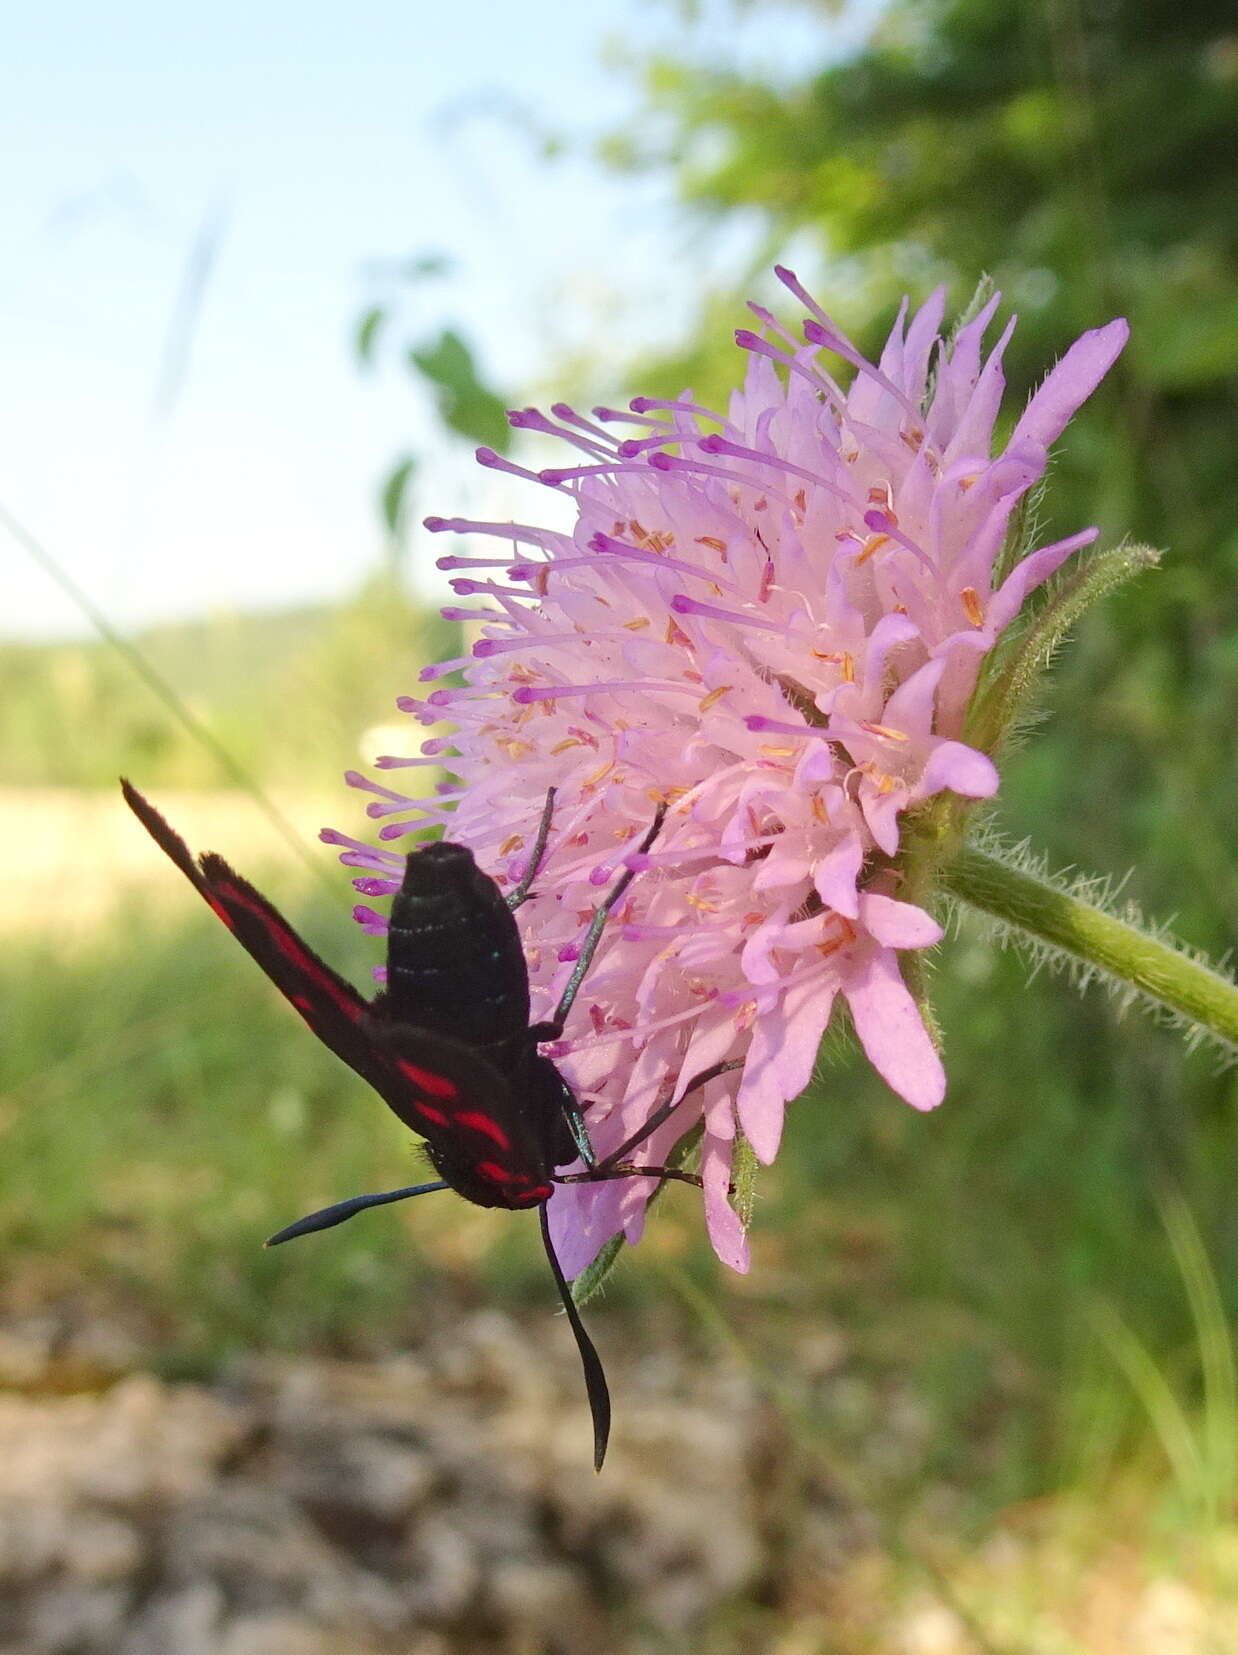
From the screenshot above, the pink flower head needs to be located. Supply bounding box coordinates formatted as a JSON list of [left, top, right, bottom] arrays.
[[331, 272, 1128, 1278]]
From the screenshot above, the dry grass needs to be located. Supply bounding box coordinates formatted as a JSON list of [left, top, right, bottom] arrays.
[[0, 787, 342, 939]]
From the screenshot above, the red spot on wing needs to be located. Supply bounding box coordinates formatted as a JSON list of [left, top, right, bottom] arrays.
[[412, 1100, 450, 1128], [214, 880, 365, 1023], [454, 1110, 511, 1152], [476, 1160, 522, 1186], [396, 1060, 459, 1100]]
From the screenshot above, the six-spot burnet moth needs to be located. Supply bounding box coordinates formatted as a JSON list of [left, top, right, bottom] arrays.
[[121, 779, 735, 1469]]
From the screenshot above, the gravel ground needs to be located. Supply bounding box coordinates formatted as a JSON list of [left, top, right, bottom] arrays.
[[0, 1309, 1233, 1655]]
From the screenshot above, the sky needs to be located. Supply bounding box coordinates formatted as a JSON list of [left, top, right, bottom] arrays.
[[1, 1, 878, 639]]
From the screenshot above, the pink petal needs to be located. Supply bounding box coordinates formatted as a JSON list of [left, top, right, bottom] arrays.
[[701, 1121, 750, 1274], [858, 892, 943, 949], [901, 285, 947, 402], [813, 832, 864, 919], [919, 739, 999, 800], [548, 1180, 631, 1281], [861, 612, 922, 695], [883, 655, 947, 734], [986, 528, 1099, 635], [738, 974, 838, 1163], [674, 1014, 742, 1105], [860, 786, 904, 856], [929, 291, 1002, 438], [942, 313, 1017, 463], [1009, 319, 1129, 453], [842, 947, 945, 1111]]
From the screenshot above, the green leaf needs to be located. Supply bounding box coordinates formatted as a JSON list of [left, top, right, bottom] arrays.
[[731, 1131, 760, 1231], [355, 305, 386, 367], [379, 455, 417, 538], [571, 1234, 626, 1307], [407, 328, 512, 453]]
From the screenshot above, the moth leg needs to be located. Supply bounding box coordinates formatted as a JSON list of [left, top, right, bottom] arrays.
[[555, 1164, 704, 1189], [544, 803, 668, 1034], [592, 1059, 743, 1174], [559, 1095, 597, 1168], [506, 787, 557, 912]]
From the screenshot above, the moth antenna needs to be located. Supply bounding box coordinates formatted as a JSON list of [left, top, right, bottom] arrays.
[[264, 1181, 449, 1246], [540, 1201, 611, 1472]]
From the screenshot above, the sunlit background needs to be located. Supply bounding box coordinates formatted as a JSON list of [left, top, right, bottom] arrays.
[[2, 2, 1236, 1651]]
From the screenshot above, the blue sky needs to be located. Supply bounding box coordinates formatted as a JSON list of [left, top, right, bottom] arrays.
[[1, 1, 876, 638]]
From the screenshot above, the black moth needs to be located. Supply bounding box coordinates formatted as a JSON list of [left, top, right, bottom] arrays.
[[122, 780, 732, 1469]]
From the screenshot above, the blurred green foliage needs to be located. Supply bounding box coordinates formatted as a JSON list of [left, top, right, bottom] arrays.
[[0, 577, 458, 790], [355, 250, 512, 546], [612, 0, 1238, 928]]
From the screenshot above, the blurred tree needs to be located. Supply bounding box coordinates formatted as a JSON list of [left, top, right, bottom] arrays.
[[355, 252, 512, 571], [605, 0, 1238, 951]]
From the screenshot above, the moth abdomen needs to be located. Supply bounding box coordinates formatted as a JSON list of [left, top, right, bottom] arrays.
[[384, 840, 533, 1052]]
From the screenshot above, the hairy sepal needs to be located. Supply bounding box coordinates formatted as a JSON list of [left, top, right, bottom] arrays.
[[966, 542, 1161, 757]]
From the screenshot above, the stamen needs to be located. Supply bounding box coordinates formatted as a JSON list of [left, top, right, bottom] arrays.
[[592, 405, 672, 429], [370, 754, 444, 771], [344, 770, 412, 802], [538, 460, 635, 485], [630, 395, 722, 422], [476, 447, 563, 488], [506, 406, 614, 459], [472, 632, 586, 658], [647, 450, 800, 513], [426, 686, 501, 707], [434, 554, 521, 571], [745, 714, 845, 747], [960, 586, 985, 626], [318, 828, 403, 868], [734, 329, 845, 402], [855, 533, 891, 566], [511, 680, 703, 705], [625, 830, 781, 874], [551, 403, 621, 443], [588, 531, 742, 592], [554, 994, 713, 1056], [377, 804, 461, 842], [417, 656, 473, 681], [617, 434, 678, 458], [801, 319, 925, 428], [423, 516, 564, 554], [352, 876, 400, 896], [367, 787, 461, 822], [697, 434, 857, 509], [862, 509, 936, 574], [449, 578, 536, 600], [670, 593, 794, 637], [745, 300, 801, 352], [439, 606, 518, 624]]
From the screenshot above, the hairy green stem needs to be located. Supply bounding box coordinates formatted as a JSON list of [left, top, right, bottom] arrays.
[[940, 846, 1238, 1052]]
